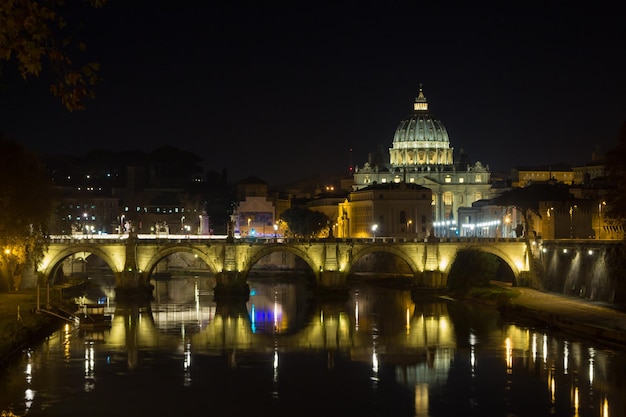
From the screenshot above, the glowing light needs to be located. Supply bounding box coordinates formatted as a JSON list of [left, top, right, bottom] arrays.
[[372, 352, 379, 374], [563, 340, 569, 375], [505, 337, 513, 372], [406, 308, 410, 333], [602, 396, 609, 417], [589, 347, 595, 385]]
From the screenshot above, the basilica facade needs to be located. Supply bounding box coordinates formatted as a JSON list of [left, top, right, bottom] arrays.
[[352, 87, 492, 230]]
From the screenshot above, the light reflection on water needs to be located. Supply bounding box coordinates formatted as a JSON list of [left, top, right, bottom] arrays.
[[0, 276, 624, 417]]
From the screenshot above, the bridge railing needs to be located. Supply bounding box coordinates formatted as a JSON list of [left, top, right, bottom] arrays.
[[48, 234, 527, 245]]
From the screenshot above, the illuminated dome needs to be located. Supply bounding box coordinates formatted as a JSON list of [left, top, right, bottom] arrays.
[[389, 86, 453, 166]]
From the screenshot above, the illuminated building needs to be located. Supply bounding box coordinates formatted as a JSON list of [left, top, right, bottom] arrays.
[[352, 87, 492, 232], [337, 182, 432, 238]]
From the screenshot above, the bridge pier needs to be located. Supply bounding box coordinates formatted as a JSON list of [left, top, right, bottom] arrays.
[[115, 271, 154, 301], [315, 270, 349, 300], [421, 270, 445, 287], [214, 271, 250, 301]]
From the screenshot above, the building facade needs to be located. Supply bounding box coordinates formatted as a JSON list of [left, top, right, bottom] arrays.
[[352, 87, 492, 235], [337, 182, 432, 239]]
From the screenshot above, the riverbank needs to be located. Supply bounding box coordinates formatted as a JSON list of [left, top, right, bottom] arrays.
[[0, 290, 66, 368], [503, 287, 626, 349]]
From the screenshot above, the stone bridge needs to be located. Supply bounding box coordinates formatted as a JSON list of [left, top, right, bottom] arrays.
[[40, 233, 531, 297]]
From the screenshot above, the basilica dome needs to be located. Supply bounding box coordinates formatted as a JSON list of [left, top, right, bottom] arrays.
[[392, 87, 450, 144], [389, 87, 453, 166]]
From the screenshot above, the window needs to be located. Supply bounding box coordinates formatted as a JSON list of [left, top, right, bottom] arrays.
[[475, 174, 482, 183], [445, 176, 451, 183], [399, 211, 407, 223], [459, 177, 464, 183]]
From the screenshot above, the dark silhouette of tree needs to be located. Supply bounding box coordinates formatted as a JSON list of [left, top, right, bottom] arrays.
[[279, 207, 329, 238], [604, 121, 626, 230], [493, 182, 572, 237], [0, 0, 105, 110], [0, 135, 56, 291], [493, 182, 572, 289], [447, 249, 500, 294]]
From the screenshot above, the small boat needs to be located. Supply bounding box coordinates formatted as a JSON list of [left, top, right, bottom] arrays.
[[77, 303, 112, 329]]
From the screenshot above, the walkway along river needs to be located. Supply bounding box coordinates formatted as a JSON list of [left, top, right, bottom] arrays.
[[1, 276, 626, 416]]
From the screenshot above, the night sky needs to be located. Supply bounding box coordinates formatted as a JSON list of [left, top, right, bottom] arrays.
[[1, 1, 625, 186]]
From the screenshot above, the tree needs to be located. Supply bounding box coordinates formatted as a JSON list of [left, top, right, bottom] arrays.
[[493, 182, 573, 289], [279, 207, 330, 238], [493, 182, 572, 238], [0, 0, 105, 111], [447, 249, 500, 294], [0, 136, 55, 291], [604, 121, 626, 230]]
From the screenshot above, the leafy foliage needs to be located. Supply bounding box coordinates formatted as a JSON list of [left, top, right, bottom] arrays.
[[279, 207, 330, 238], [0, 136, 55, 291], [493, 183, 572, 216], [604, 121, 626, 228], [493, 182, 572, 237], [0, 0, 106, 111]]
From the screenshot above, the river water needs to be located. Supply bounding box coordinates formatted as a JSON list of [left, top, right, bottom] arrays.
[[1, 276, 625, 417]]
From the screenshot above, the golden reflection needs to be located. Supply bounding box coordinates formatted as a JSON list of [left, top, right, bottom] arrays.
[[574, 386, 579, 416], [84, 342, 95, 392], [505, 337, 512, 373], [414, 383, 429, 416], [602, 396, 609, 417], [406, 307, 410, 334], [549, 369, 555, 404], [63, 324, 72, 362]]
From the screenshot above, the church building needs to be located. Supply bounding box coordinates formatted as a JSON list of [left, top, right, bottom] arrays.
[[352, 87, 492, 233]]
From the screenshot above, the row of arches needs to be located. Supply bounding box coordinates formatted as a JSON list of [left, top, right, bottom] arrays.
[[45, 244, 518, 291]]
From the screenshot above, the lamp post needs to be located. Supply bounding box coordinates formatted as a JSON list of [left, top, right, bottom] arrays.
[[371, 224, 378, 240], [407, 220, 412, 234], [273, 223, 278, 241]]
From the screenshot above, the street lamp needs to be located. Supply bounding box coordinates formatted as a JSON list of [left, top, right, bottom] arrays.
[[273, 223, 278, 240], [371, 224, 378, 239], [407, 220, 412, 234]]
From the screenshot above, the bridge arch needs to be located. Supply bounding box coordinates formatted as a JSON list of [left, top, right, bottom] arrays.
[[441, 243, 522, 286], [41, 244, 123, 284], [140, 244, 219, 286], [241, 244, 320, 283], [348, 244, 421, 280]]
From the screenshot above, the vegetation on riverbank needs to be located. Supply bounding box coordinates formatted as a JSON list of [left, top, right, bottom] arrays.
[[0, 291, 64, 369]]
